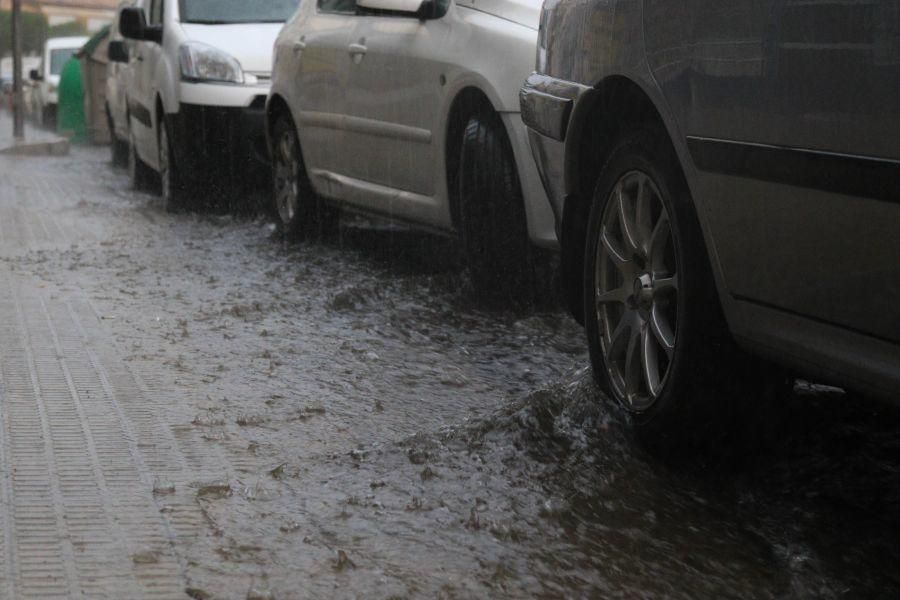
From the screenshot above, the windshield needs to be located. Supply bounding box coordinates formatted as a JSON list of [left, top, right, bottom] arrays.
[[49, 48, 77, 75], [179, 0, 301, 24]]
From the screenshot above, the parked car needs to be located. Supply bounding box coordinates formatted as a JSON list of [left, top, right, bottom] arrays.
[[29, 36, 89, 127], [107, 1, 137, 166], [117, 0, 299, 210], [521, 0, 900, 439], [266, 0, 556, 293]]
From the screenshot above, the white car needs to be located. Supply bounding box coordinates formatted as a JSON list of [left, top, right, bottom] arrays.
[[30, 36, 89, 127], [267, 0, 556, 294], [118, 0, 300, 210]]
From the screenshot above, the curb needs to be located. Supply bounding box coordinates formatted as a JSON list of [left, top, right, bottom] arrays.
[[0, 138, 70, 157]]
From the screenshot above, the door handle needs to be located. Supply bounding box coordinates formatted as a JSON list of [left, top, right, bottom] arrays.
[[293, 38, 306, 54], [349, 42, 367, 65]]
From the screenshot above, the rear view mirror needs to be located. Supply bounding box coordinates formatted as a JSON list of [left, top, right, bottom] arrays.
[[108, 40, 129, 63], [119, 7, 162, 43], [356, 0, 439, 18], [29, 69, 42, 81]]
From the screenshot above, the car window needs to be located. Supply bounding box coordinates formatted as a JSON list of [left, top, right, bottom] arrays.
[[348, 0, 450, 18], [318, 0, 357, 15], [49, 48, 77, 75], [180, 0, 300, 23]]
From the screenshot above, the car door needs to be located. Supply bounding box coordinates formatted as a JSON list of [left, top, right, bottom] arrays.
[[341, 2, 451, 217], [289, 0, 355, 196], [650, 0, 900, 343], [130, 0, 163, 166]]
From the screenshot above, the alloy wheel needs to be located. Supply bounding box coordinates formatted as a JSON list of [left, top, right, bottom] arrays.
[[594, 171, 679, 411], [273, 129, 300, 225]]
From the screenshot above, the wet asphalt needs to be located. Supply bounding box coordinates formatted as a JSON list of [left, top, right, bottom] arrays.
[[1, 145, 899, 599]]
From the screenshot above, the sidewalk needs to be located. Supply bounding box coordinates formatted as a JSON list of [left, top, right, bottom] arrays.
[[0, 110, 69, 156]]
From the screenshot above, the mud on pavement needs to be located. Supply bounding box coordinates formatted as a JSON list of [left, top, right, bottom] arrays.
[[0, 147, 899, 599]]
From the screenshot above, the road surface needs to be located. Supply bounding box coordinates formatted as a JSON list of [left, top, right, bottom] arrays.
[[0, 147, 897, 598]]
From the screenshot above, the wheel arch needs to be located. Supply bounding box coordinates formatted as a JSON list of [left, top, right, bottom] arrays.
[[560, 75, 681, 323], [266, 94, 294, 142], [444, 86, 501, 231]]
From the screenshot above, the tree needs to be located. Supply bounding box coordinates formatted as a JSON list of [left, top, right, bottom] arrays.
[[0, 10, 49, 56]]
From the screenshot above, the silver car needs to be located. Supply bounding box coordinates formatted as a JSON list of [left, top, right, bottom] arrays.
[[521, 0, 900, 438], [266, 0, 556, 295]]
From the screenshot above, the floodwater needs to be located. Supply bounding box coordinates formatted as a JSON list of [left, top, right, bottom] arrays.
[[2, 147, 899, 598]]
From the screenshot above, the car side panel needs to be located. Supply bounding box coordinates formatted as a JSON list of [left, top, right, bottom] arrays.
[[528, 0, 900, 395], [645, 0, 900, 344]]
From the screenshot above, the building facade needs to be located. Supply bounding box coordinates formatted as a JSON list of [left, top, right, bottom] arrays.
[[39, 0, 116, 31], [1, 0, 116, 31]]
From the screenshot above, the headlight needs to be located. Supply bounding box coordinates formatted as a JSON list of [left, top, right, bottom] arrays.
[[179, 42, 244, 84]]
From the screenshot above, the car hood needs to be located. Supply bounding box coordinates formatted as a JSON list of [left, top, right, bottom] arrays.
[[458, 0, 540, 30], [179, 22, 284, 73]]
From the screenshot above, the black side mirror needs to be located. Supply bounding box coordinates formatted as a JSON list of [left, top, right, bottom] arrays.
[[29, 69, 42, 81], [108, 40, 129, 63], [119, 7, 162, 43], [416, 0, 440, 19]]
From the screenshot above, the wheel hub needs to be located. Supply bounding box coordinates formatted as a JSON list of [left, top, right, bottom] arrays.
[[633, 273, 654, 311]]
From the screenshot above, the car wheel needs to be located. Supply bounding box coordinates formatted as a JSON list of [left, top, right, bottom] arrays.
[[583, 127, 734, 448], [158, 120, 190, 212], [458, 110, 533, 300], [128, 129, 153, 191], [107, 111, 128, 167], [271, 114, 329, 238]]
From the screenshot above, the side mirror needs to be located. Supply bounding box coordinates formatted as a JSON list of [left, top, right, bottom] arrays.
[[108, 40, 129, 63], [119, 7, 162, 43], [29, 69, 42, 81], [415, 0, 440, 19]]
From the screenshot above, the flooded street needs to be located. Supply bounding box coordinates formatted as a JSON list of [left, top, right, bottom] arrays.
[[0, 147, 898, 598]]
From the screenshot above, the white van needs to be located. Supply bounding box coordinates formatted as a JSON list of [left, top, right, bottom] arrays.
[[30, 36, 89, 127], [118, 0, 300, 210]]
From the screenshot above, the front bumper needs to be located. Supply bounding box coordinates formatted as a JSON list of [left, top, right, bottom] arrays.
[[520, 72, 592, 321], [519, 73, 591, 226], [167, 99, 269, 183]]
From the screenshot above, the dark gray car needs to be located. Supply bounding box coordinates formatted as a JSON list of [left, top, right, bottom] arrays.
[[521, 0, 900, 439]]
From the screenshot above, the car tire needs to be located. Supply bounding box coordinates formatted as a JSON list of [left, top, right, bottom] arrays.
[[158, 119, 191, 212], [128, 128, 153, 191], [582, 126, 741, 450], [107, 110, 128, 167], [270, 114, 332, 238], [458, 110, 533, 300]]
